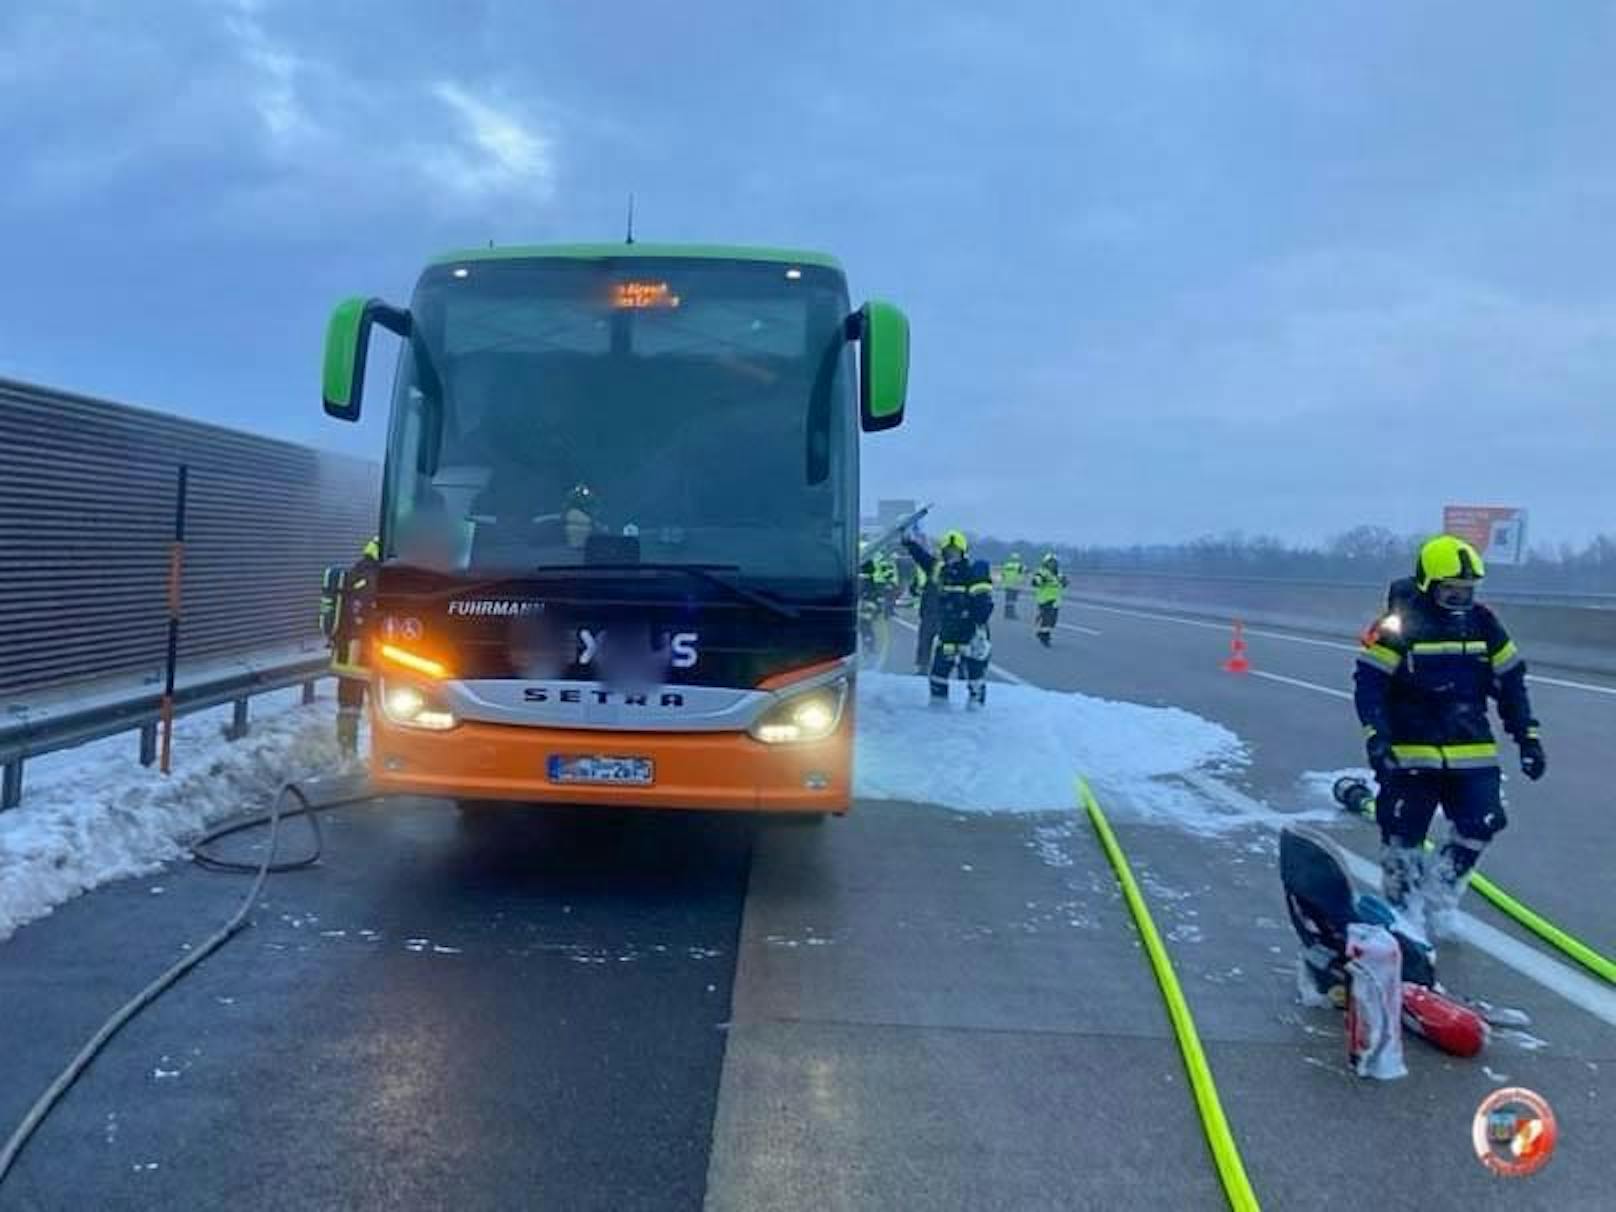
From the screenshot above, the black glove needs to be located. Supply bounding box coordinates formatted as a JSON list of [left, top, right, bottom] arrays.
[[1519, 736, 1546, 781], [1365, 733, 1398, 778]]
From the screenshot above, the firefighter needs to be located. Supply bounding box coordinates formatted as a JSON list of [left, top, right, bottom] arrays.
[[560, 482, 600, 551], [323, 536, 380, 759], [903, 527, 995, 708], [873, 552, 901, 618], [1031, 552, 1069, 647], [857, 541, 876, 593], [911, 557, 940, 674], [1000, 552, 1027, 620], [857, 542, 884, 656], [1353, 535, 1545, 940]]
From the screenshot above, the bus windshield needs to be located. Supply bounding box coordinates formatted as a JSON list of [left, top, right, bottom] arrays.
[[382, 256, 859, 587]]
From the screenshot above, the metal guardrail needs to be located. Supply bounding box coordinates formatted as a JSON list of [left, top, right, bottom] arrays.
[[0, 650, 333, 811]]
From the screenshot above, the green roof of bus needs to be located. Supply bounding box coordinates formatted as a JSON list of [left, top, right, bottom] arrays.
[[428, 243, 844, 271]]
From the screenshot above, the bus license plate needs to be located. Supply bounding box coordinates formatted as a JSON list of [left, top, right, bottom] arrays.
[[547, 755, 654, 786]]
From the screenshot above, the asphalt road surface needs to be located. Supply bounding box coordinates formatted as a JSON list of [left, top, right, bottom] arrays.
[[0, 595, 1610, 1211]]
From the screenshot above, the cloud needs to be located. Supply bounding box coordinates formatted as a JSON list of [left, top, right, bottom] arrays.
[[4, 1, 1614, 549], [428, 82, 556, 202], [0, 1, 559, 233], [869, 241, 1616, 546], [1111, 250, 1616, 428], [217, 0, 315, 147]]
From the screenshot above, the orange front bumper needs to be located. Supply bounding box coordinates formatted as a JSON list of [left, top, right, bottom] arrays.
[[367, 712, 852, 813]]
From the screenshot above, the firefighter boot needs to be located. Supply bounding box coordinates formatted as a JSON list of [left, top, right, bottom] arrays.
[[1425, 829, 1486, 942], [1379, 843, 1429, 944], [336, 708, 361, 760]]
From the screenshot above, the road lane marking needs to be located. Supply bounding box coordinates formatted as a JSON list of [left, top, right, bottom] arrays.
[[1245, 651, 1616, 702], [1069, 599, 1616, 697], [1248, 670, 1352, 700], [1527, 673, 1616, 697], [1180, 772, 1616, 1027], [1068, 601, 1357, 650]]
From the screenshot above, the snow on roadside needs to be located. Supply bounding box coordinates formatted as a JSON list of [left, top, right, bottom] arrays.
[[4, 670, 1255, 942], [853, 671, 1248, 829], [0, 689, 347, 942]]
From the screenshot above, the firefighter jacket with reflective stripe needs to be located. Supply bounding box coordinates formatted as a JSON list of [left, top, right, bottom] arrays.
[[1032, 567, 1068, 606], [858, 560, 879, 601], [904, 540, 993, 642], [1353, 596, 1536, 769], [329, 554, 378, 679], [1000, 560, 1026, 589]]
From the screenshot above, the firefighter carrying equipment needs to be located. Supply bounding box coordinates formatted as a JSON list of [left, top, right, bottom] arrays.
[[1354, 580, 1538, 777], [904, 535, 994, 644], [905, 533, 994, 703]]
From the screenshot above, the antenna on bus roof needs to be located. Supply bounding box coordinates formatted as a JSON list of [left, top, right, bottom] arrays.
[[625, 193, 635, 245]]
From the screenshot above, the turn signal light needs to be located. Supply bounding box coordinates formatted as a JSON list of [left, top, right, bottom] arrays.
[[378, 643, 450, 680]]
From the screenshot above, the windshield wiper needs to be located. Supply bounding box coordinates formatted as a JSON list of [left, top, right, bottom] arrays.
[[530, 561, 801, 620]]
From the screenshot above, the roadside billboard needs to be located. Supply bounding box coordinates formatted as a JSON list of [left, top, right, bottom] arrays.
[[1442, 505, 1528, 566]]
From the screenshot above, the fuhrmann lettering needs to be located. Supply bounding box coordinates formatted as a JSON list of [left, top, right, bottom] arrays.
[[447, 600, 545, 618]]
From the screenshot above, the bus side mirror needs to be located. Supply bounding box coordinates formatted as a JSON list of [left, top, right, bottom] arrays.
[[323, 297, 410, 422], [857, 300, 909, 432]]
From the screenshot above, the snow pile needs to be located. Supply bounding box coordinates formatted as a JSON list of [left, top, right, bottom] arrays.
[[0, 689, 346, 941], [853, 671, 1247, 826], [3, 671, 1252, 942]]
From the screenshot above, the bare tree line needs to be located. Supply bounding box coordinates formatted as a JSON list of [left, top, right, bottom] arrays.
[[966, 526, 1616, 592]]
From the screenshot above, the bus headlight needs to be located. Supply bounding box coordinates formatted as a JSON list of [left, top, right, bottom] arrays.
[[749, 679, 848, 744], [379, 680, 459, 731]]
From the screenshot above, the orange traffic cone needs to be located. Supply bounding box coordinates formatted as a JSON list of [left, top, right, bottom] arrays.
[[1223, 620, 1251, 674]]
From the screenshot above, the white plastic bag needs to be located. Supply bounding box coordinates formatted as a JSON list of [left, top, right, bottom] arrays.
[[1345, 924, 1407, 1080]]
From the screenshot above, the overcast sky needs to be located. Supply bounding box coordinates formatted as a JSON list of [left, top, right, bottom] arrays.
[[3, 1, 1614, 547]]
